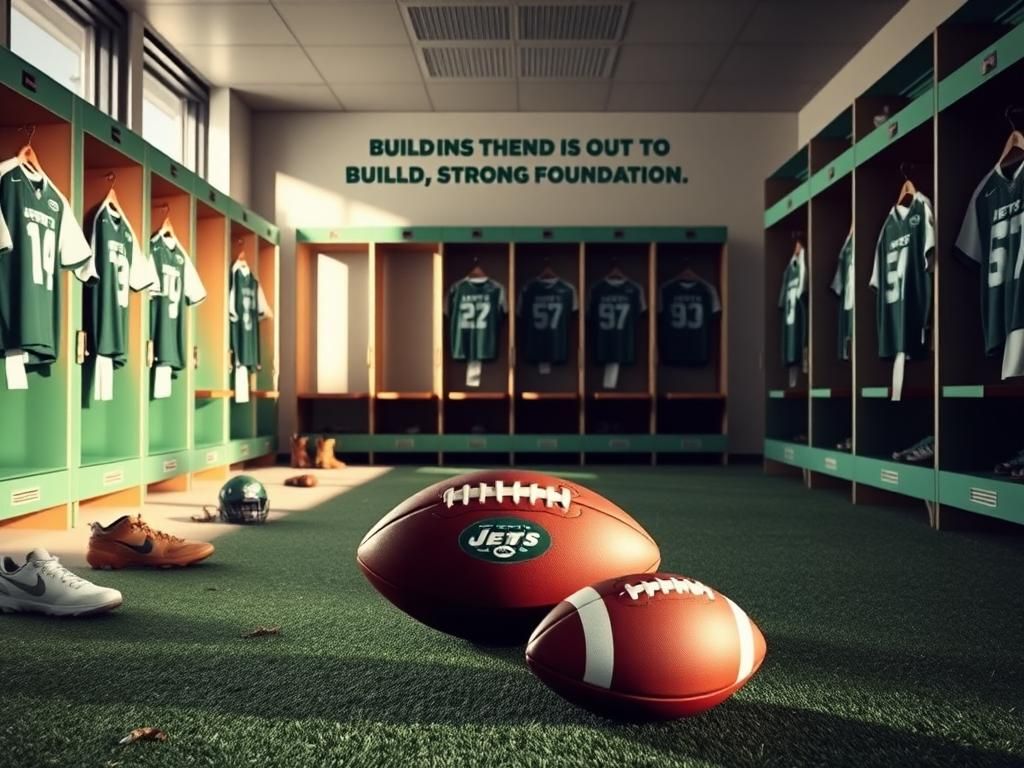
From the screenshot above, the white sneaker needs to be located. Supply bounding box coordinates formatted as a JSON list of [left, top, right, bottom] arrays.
[[0, 549, 123, 617]]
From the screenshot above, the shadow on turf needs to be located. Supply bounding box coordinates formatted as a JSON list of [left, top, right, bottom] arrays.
[[620, 699, 1024, 768], [7, 648, 1021, 767], [766, 633, 1024, 712]]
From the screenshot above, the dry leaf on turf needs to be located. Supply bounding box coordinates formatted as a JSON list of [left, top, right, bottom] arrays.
[[191, 506, 218, 523], [242, 625, 281, 639], [118, 727, 168, 745]]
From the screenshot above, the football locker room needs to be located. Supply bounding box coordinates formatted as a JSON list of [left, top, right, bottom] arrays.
[[0, 1, 1022, 767]]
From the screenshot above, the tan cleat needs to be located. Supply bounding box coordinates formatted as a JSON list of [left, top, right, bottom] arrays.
[[315, 437, 346, 469], [87, 515, 215, 569], [291, 434, 310, 468]]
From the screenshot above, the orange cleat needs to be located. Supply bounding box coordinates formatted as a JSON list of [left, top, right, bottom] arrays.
[[87, 515, 215, 570]]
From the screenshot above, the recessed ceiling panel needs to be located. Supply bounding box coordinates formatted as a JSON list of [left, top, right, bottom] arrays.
[[422, 47, 514, 79], [405, 4, 511, 41], [520, 46, 614, 79], [518, 3, 629, 41]]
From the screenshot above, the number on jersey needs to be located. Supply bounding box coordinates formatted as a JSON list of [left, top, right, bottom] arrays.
[[458, 300, 491, 330], [884, 246, 909, 305], [531, 301, 563, 330], [989, 212, 1024, 288], [27, 221, 56, 291], [670, 301, 704, 329], [598, 301, 629, 330], [161, 264, 183, 319]]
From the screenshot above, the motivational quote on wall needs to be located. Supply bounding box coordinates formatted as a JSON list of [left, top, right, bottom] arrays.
[[346, 137, 687, 187]]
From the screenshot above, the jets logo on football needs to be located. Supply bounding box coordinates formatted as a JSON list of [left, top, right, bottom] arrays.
[[458, 518, 550, 563]]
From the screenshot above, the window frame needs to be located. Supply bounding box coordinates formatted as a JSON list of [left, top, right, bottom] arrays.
[[9, 0, 127, 119], [143, 31, 209, 176]]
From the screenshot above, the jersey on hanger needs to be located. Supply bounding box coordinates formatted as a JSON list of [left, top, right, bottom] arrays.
[[658, 278, 721, 366], [446, 277, 507, 362], [517, 277, 578, 365], [870, 192, 935, 359], [830, 233, 854, 361], [229, 261, 271, 369], [83, 203, 157, 368], [0, 157, 93, 366], [778, 246, 807, 366], [589, 277, 646, 365], [149, 232, 206, 371], [955, 163, 1024, 355]]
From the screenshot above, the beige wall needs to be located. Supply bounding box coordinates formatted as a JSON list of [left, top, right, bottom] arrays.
[[798, 0, 967, 145], [229, 92, 251, 206], [250, 111, 796, 454], [209, 89, 252, 206]]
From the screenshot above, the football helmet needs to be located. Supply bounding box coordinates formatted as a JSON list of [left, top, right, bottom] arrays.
[[218, 475, 269, 524]]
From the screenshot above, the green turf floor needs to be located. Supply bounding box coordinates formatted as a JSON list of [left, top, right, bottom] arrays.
[[1, 466, 1023, 768]]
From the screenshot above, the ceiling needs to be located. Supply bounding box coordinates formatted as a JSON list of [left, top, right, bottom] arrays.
[[122, 0, 909, 113]]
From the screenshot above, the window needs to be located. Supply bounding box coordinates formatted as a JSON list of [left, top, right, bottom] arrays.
[[143, 33, 208, 175], [8, 0, 127, 118], [10, 0, 91, 99]]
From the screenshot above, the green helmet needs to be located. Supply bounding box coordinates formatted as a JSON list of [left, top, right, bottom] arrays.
[[218, 475, 269, 524]]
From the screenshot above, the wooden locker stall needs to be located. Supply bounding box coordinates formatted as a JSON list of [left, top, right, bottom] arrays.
[[254, 230, 281, 452], [441, 240, 513, 464], [513, 241, 583, 463], [294, 240, 374, 463], [76, 105, 149, 510], [0, 57, 76, 529], [583, 240, 652, 464], [145, 152, 195, 493], [762, 148, 810, 479], [850, 37, 936, 508], [653, 236, 728, 462], [806, 112, 855, 490], [227, 222, 258, 444], [190, 184, 230, 479], [374, 240, 441, 464]]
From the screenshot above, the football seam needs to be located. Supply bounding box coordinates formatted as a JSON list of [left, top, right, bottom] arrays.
[[362, 498, 658, 548], [526, 654, 761, 702]]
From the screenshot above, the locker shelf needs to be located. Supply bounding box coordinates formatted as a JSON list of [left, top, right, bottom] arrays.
[[298, 392, 370, 399], [195, 389, 233, 399]]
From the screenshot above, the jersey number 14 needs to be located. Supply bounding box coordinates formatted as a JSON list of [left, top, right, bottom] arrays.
[[27, 221, 56, 292]]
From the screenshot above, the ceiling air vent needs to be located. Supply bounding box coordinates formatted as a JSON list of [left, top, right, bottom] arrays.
[[520, 46, 612, 79], [406, 4, 511, 41], [423, 47, 513, 79], [518, 4, 628, 41]]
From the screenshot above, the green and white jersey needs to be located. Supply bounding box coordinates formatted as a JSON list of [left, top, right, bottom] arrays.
[[955, 163, 1024, 355], [446, 276, 507, 361], [229, 261, 271, 369], [830, 232, 855, 360], [517, 277, 578, 364], [778, 246, 807, 366], [149, 231, 206, 371], [869, 192, 935, 359], [658, 278, 721, 366], [0, 158, 93, 366], [589, 277, 646, 365], [83, 202, 157, 368]]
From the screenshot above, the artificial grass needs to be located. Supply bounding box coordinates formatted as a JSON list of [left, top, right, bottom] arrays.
[[1, 466, 1022, 768]]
